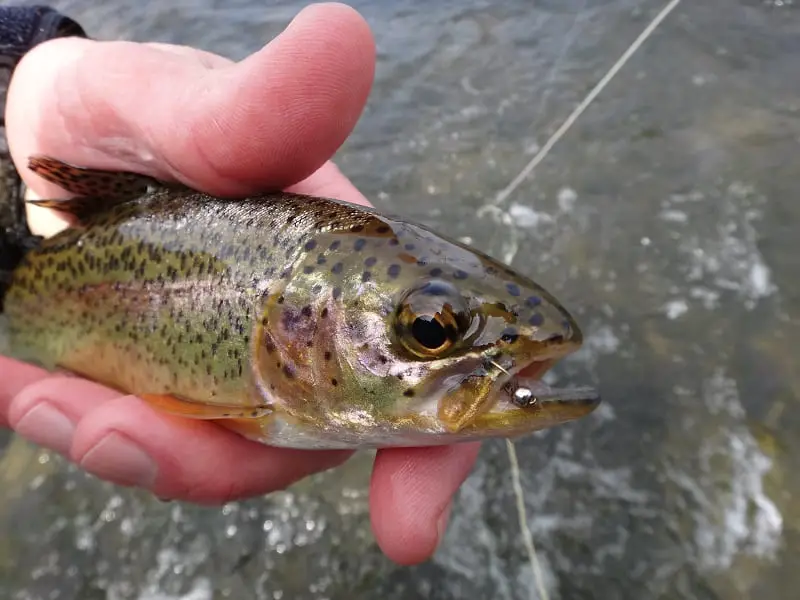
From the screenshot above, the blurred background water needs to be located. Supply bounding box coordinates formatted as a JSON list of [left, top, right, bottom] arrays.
[[1, 0, 798, 598]]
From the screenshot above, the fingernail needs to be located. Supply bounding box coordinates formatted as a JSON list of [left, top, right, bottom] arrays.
[[14, 402, 75, 455], [435, 503, 453, 551], [80, 432, 157, 489]]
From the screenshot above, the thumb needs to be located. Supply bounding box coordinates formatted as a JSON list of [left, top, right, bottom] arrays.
[[6, 2, 375, 199]]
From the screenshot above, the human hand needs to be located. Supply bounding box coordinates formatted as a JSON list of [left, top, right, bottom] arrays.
[[0, 3, 480, 565]]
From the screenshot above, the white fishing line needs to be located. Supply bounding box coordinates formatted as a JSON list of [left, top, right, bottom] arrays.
[[503, 2, 683, 598]]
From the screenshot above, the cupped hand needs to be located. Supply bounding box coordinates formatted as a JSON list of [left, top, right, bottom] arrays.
[[0, 3, 480, 565]]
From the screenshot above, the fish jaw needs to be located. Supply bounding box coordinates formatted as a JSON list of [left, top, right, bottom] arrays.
[[231, 355, 600, 450], [460, 378, 601, 436], [225, 376, 600, 450]]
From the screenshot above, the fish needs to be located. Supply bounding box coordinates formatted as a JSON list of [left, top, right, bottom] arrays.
[[0, 11, 600, 451]]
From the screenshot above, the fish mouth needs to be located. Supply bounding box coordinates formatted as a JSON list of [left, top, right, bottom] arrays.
[[461, 354, 601, 436], [465, 376, 601, 435]]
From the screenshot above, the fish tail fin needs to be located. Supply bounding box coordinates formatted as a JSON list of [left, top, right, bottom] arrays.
[[0, 5, 88, 311]]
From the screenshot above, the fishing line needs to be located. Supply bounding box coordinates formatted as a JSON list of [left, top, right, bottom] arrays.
[[502, 2, 683, 599], [486, 0, 683, 211]]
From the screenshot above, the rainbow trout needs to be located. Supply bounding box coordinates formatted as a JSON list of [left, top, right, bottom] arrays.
[[0, 7, 600, 450]]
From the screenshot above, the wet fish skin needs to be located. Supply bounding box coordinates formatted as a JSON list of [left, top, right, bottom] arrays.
[[0, 156, 600, 449]]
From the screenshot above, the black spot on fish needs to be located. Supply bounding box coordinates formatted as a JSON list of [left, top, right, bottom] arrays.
[[351, 225, 364, 233], [324, 351, 332, 361], [321, 307, 329, 318], [304, 239, 317, 251], [331, 378, 338, 386], [303, 266, 315, 274], [403, 389, 415, 397], [362, 271, 372, 283], [454, 269, 468, 280], [332, 287, 342, 300], [283, 364, 295, 379], [501, 327, 519, 343], [376, 225, 390, 234], [529, 313, 544, 327], [329, 240, 341, 251], [506, 283, 521, 297], [387, 264, 401, 278], [301, 305, 312, 318], [331, 262, 343, 274], [429, 267, 442, 277], [354, 238, 366, 251], [364, 257, 377, 267], [526, 295, 541, 307]]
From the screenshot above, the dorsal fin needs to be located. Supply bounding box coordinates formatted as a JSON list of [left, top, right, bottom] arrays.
[[25, 155, 181, 222], [28, 155, 164, 199]]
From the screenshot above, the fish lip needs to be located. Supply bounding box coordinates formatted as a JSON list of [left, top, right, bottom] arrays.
[[463, 349, 600, 433], [464, 377, 601, 435], [502, 377, 601, 413], [507, 348, 601, 415]]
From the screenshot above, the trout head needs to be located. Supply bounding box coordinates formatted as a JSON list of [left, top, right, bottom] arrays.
[[253, 209, 600, 448]]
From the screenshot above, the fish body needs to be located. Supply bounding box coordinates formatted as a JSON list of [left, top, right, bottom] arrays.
[[1, 157, 600, 449], [0, 6, 600, 450]]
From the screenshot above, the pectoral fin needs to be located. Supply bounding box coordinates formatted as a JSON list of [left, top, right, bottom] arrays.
[[216, 417, 271, 442], [140, 393, 272, 420]]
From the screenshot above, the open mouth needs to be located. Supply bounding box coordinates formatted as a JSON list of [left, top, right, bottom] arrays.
[[464, 355, 601, 435]]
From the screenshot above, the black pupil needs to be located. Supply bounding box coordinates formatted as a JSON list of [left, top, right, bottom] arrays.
[[411, 316, 447, 350]]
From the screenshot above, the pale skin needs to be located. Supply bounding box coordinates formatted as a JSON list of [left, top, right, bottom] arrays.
[[0, 3, 481, 565]]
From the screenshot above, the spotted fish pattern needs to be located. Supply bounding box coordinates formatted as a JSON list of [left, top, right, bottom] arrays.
[[0, 153, 602, 449]]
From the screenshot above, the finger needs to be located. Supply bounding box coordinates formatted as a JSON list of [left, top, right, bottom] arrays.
[[71, 395, 352, 503], [369, 443, 482, 565], [143, 42, 233, 69], [287, 160, 371, 207], [7, 377, 352, 503], [7, 376, 121, 454], [7, 2, 375, 198], [0, 356, 51, 427]]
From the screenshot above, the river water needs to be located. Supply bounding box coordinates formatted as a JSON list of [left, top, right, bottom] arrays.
[[1, 1, 798, 599]]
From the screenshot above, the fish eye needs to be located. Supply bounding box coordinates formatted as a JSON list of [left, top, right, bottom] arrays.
[[394, 279, 472, 359]]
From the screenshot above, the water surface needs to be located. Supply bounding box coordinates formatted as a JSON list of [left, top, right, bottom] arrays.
[[2, 1, 798, 599]]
